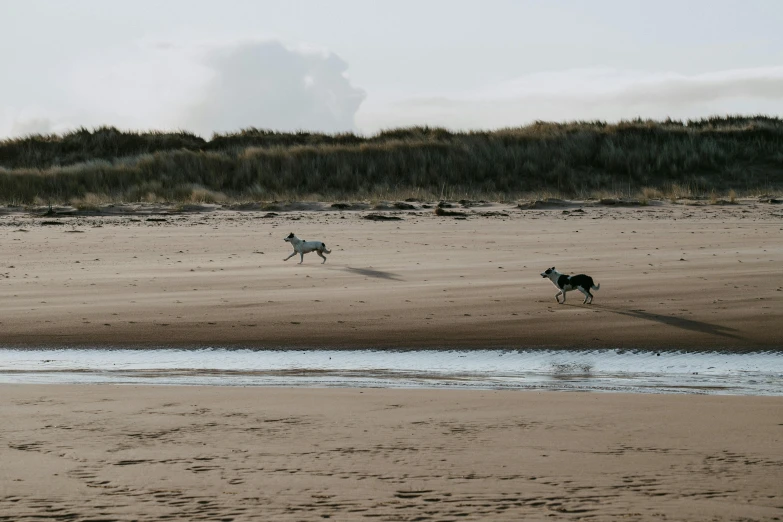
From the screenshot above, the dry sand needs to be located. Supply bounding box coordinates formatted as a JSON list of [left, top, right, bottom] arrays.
[[0, 200, 781, 349], [1, 385, 781, 521]]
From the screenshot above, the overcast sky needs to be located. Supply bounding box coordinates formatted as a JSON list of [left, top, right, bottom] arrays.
[[1, 0, 782, 138]]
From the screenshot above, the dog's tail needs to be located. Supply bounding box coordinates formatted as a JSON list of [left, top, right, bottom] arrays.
[[592, 283, 600, 291], [321, 243, 331, 254]]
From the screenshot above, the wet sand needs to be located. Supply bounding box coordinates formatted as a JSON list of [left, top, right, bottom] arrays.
[[1, 200, 782, 349], [1, 384, 781, 520]]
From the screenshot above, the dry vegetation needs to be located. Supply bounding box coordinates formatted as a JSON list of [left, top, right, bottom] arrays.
[[1, 116, 782, 204]]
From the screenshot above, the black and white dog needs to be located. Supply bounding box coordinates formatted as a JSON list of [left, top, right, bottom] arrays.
[[540, 267, 600, 304], [283, 233, 331, 264]]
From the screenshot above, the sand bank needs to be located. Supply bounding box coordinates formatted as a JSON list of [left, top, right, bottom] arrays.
[[1, 384, 781, 520], [1, 201, 781, 349]]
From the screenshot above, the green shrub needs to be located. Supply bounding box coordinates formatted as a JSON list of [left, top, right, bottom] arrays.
[[0, 116, 781, 203]]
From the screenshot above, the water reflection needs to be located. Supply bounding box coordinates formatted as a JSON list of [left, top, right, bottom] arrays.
[[0, 348, 781, 396]]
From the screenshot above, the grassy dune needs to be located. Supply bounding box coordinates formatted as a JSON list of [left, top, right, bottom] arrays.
[[0, 116, 782, 204]]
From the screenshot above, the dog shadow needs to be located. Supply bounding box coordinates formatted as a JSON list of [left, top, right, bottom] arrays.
[[588, 304, 743, 340], [342, 267, 404, 281]]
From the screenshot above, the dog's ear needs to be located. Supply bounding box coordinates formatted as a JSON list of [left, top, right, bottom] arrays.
[[551, 266, 555, 270]]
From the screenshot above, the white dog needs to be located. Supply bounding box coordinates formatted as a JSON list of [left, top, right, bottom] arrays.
[[540, 266, 600, 304], [283, 233, 331, 264]]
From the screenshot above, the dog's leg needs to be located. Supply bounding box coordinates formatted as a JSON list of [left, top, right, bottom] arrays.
[[555, 290, 563, 303], [561, 290, 567, 304], [578, 287, 591, 304], [298, 252, 304, 264], [283, 251, 296, 262], [317, 250, 327, 263]]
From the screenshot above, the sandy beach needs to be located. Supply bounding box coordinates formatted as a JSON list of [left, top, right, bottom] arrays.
[[1, 200, 782, 520], [0, 384, 780, 521], [0, 200, 781, 349]]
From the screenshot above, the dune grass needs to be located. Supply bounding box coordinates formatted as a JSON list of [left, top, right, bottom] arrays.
[[1, 115, 782, 204]]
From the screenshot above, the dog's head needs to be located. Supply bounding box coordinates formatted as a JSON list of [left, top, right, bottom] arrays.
[[284, 232, 295, 243], [540, 266, 560, 281]]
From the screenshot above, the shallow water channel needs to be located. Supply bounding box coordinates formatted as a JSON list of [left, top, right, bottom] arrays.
[[2, 348, 782, 395]]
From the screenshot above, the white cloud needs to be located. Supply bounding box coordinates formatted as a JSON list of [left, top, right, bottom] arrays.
[[1, 39, 366, 138], [3, 40, 782, 140], [357, 67, 783, 132], [10, 117, 54, 136], [182, 40, 366, 136]]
